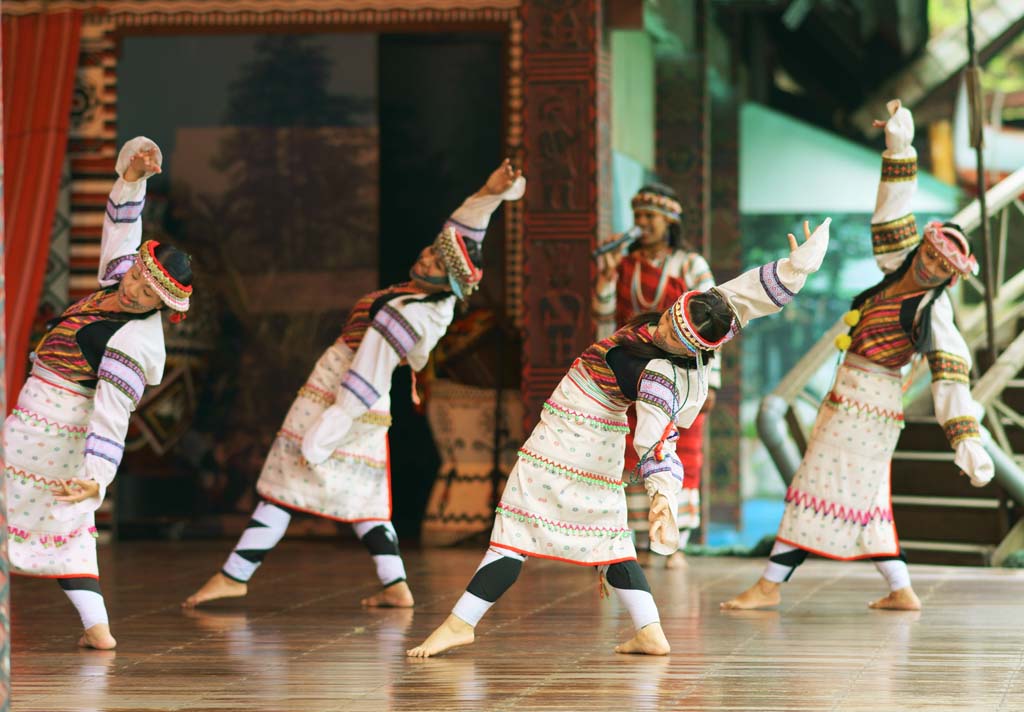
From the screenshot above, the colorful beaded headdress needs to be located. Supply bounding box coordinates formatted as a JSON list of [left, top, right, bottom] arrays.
[[433, 225, 483, 300], [668, 290, 737, 353], [922, 221, 978, 284], [137, 240, 192, 319], [632, 191, 682, 223]]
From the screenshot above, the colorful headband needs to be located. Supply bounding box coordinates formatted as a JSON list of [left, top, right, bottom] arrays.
[[632, 191, 682, 223], [923, 221, 978, 280], [137, 240, 192, 316], [433, 226, 483, 299], [668, 290, 734, 353]]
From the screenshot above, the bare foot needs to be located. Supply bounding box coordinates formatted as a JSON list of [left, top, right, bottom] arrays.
[[362, 581, 414, 608], [664, 551, 688, 569], [78, 623, 117, 650], [720, 578, 781, 610], [868, 586, 921, 611], [614, 622, 670, 655], [182, 572, 247, 608], [406, 614, 475, 658]]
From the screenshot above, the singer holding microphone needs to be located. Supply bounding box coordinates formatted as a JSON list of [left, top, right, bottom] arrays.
[[592, 183, 718, 568]]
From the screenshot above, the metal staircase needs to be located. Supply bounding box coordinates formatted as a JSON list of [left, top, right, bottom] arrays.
[[758, 164, 1024, 566]]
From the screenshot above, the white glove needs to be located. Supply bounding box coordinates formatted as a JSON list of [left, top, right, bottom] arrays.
[[301, 405, 353, 466], [882, 99, 914, 156], [787, 217, 831, 275], [954, 439, 994, 488]]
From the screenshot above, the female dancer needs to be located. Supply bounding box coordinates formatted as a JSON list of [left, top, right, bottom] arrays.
[[6, 138, 193, 648], [721, 100, 993, 612], [593, 184, 718, 566], [183, 161, 524, 610], [408, 218, 831, 657]]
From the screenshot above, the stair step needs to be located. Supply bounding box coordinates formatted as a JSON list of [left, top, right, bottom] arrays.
[[900, 539, 993, 566], [892, 503, 1006, 544], [999, 387, 1024, 412], [891, 463, 1005, 498]]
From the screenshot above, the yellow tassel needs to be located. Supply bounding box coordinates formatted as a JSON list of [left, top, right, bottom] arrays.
[[835, 333, 852, 351], [843, 309, 861, 327], [597, 571, 610, 600]]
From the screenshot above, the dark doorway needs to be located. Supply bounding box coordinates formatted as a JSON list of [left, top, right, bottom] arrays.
[[378, 32, 504, 538]]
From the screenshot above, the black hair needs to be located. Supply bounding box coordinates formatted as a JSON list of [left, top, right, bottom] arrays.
[[687, 290, 733, 344], [847, 221, 970, 349], [628, 182, 688, 251], [617, 290, 733, 369], [154, 243, 193, 287]]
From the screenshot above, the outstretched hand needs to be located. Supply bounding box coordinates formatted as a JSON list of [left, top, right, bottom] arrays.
[[51, 478, 101, 504], [787, 220, 812, 253], [786, 217, 831, 275], [871, 98, 913, 153], [483, 158, 522, 195], [124, 148, 162, 182]]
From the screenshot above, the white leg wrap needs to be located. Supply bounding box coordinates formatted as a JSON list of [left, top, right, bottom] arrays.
[[373, 555, 406, 586], [609, 587, 660, 631], [478, 546, 525, 569], [353, 521, 407, 586], [874, 559, 912, 592], [222, 501, 292, 583], [64, 590, 109, 630], [352, 520, 385, 539], [452, 591, 492, 627], [763, 540, 800, 584]]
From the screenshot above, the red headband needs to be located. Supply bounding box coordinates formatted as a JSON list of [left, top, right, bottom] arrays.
[[922, 222, 978, 281]]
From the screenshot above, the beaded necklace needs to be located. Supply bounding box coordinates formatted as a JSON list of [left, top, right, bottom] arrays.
[[630, 251, 672, 312]]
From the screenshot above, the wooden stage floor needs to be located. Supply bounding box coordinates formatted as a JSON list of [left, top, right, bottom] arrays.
[[11, 540, 1024, 711]]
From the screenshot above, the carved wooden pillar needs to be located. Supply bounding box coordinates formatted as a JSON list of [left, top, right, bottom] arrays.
[[0, 44, 8, 708], [706, 89, 741, 532], [520, 0, 608, 427], [654, 2, 741, 533]]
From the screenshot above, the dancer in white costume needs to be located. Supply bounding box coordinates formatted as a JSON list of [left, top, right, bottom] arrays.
[[4, 138, 192, 648], [592, 183, 719, 568], [721, 100, 994, 613], [183, 160, 524, 609], [408, 218, 831, 658]]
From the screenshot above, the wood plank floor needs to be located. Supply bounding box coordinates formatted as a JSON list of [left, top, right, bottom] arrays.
[[11, 540, 1024, 711]]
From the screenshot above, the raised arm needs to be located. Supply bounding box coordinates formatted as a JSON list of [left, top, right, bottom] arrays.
[[435, 159, 526, 299], [870, 99, 920, 274], [714, 218, 831, 331], [444, 159, 525, 244], [99, 137, 162, 286]]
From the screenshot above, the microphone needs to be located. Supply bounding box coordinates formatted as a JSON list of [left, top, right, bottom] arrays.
[[592, 226, 642, 259]]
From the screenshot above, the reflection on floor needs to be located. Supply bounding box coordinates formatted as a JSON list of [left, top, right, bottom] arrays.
[[12, 541, 1024, 711]]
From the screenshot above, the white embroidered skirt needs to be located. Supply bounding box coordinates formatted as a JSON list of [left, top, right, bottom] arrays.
[[776, 353, 904, 559], [4, 372, 100, 577], [257, 342, 393, 522], [489, 370, 636, 565]]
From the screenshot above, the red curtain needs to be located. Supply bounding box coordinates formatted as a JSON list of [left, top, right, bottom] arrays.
[[2, 10, 82, 405]]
